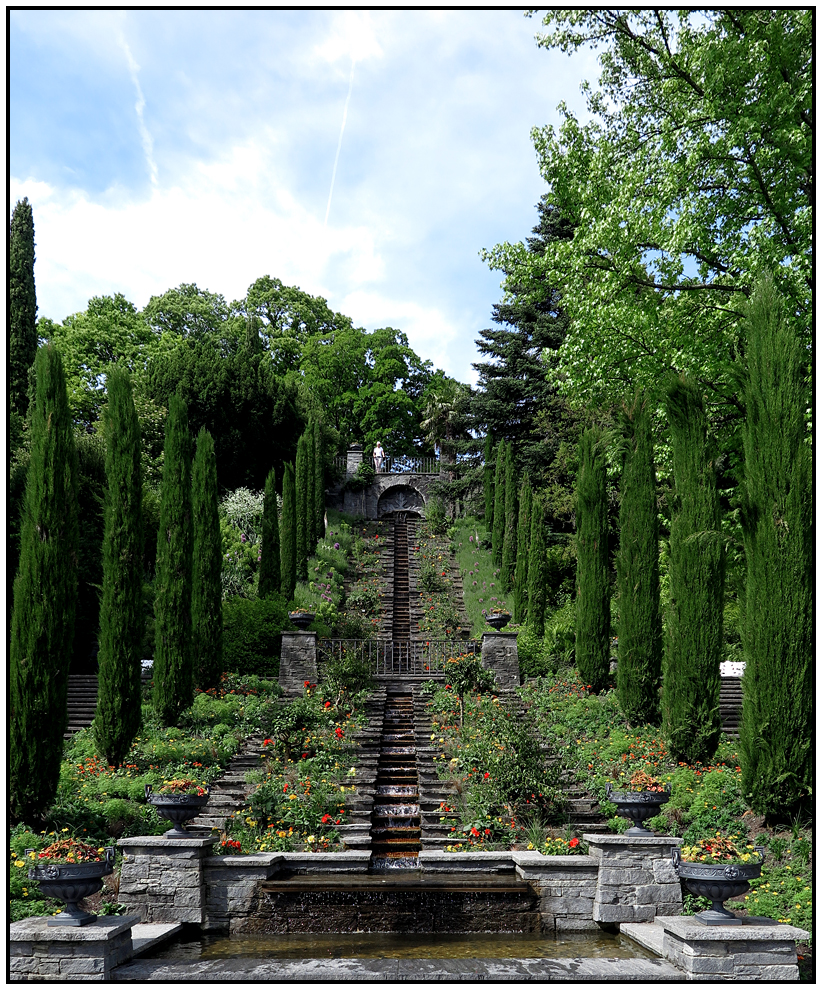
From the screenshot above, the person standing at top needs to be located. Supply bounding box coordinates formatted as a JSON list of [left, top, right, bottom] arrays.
[[373, 441, 385, 473]]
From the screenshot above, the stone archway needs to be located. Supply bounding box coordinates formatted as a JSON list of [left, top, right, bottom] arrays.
[[377, 484, 425, 518]]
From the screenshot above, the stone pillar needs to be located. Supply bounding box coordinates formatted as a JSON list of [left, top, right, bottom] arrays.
[[656, 915, 808, 981], [10, 915, 139, 981], [278, 630, 318, 694], [117, 835, 217, 923], [346, 444, 364, 478], [585, 833, 683, 925], [480, 631, 521, 691]]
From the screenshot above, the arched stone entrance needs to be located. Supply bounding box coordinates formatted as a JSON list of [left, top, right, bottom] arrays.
[[377, 484, 425, 518]]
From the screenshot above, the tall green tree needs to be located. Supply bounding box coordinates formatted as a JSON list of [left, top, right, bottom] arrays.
[[153, 394, 194, 725], [662, 378, 724, 763], [258, 467, 281, 598], [514, 477, 533, 623], [575, 428, 610, 693], [306, 420, 317, 550], [10, 345, 78, 820], [313, 418, 325, 540], [492, 440, 506, 565], [487, 11, 812, 414], [483, 433, 494, 526], [738, 280, 812, 819], [616, 398, 661, 725], [501, 442, 518, 591], [93, 369, 144, 764], [280, 461, 297, 601], [295, 432, 309, 581], [9, 198, 38, 424], [526, 497, 546, 638], [192, 429, 223, 690]]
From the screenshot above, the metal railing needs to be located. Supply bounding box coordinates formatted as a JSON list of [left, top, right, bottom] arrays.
[[333, 454, 441, 477], [317, 639, 480, 676]]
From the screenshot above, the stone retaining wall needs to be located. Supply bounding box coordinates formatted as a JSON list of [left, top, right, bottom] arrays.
[[10, 915, 139, 982]]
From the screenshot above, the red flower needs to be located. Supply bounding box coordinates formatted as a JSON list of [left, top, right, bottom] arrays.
[[283, 784, 289, 792], [483, 772, 490, 779], [471, 827, 480, 837], [569, 837, 580, 848], [324, 701, 331, 708], [335, 727, 343, 739], [321, 814, 331, 824], [263, 738, 273, 746]]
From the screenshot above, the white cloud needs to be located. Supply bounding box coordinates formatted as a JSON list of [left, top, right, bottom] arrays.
[[313, 11, 383, 65]]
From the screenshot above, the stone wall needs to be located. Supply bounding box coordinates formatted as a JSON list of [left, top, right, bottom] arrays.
[[10, 916, 138, 982], [118, 836, 217, 923], [511, 852, 600, 932], [586, 834, 683, 924]]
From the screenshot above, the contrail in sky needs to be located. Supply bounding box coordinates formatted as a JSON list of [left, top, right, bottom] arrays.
[[118, 33, 159, 187], [324, 58, 356, 226]]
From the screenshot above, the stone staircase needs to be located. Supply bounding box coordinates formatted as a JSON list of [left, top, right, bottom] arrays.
[[189, 733, 268, 832], [65, 671, 152, 739], [391, 515, 411, 641], [720, 676, 743, 737]]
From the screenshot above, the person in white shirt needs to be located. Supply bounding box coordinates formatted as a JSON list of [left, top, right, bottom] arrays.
[[373, 441, 385, 473]]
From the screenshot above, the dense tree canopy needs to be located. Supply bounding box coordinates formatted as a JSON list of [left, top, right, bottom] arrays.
[[485, 9, 812, 416]]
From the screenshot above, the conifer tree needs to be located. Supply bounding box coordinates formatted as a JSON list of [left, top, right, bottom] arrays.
[[296, 432, 309, 581], [192, 428, 223, 690], [306, 422, 317, 550], [153, 393, 193, 725], [10, 344, 78, 820], [514, 477, 532, 623], [314, 417, 325, 541], [10, 198, 38, 422], [501, 442, 518, 591], [662, 378, 723, 763], [281, 461, 297, 601], [492, 440, 506, 565], [575, 428, 610, 693], [93, 369, 144, 764], [483, 433, 494, 527], [616, 398, 661, 725], [526, 497, 546, 637], [739, 279, 812, 818], [258, 466, 281, 598]]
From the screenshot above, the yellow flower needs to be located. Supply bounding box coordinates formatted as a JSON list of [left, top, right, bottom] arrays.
[[14, 859, 25, 869]]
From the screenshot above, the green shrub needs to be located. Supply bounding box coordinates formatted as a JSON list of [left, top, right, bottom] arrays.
[[425, 496, 447, 535], [222, 594, 289, 675]]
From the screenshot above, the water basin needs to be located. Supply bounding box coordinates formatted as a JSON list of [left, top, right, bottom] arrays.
[[150, 930, 656, 961]]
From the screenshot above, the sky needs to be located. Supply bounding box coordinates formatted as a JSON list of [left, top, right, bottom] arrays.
[[10, 10, 597, 385]]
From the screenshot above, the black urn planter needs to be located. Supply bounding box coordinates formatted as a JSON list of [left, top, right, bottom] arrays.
[[486, 612, 511, 630], [27, 846, 116, 926], [145, 784, 210, 837], [289, 611, 316, 630], [605, 783, 670, 835], [672, 846, 765, 925]]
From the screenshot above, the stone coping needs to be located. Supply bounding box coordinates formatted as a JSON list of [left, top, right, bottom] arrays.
[[584, 834, 683, 847], [10, 915, 142, 941], [206, 850, 372, 871], [119, 835, 218, 850], [654, 915, 810, 942], [621, 922, 665, 957], [131, 923, 184, 957]]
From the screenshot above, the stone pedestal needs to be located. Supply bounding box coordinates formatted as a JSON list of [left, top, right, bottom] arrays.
[[10, 915, 139, 981], [279, 630, 318, 694], [656, 915, 808, 981], [117, 835, 217, 923], [480, 631, 520, 691], [585, 834, 683, 924], [346, 444, 364, 478]]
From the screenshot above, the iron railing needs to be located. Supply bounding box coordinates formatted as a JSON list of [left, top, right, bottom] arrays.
[[317, 639, 480, 676], [333, 455, 441, 477]]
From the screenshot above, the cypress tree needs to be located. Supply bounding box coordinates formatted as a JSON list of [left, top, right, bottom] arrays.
[[258, 466, 281, 598], [575, 428, 610, 693], [10, 198, 38, 421], [483, 433, 494, 528], [296, 432, 309, 581], [93, 368, 144, 765], [192, 429, 223, 690], [738, 279, 812, 818], [314, 418, 325, 541], [153, 393, 194, 725], [501, 442, 518, 591], [10, 344, 78, 820], [514, 477, 533, 622], [281, 461, 297, 601], [492, 440, 506, 565], [662, 378, 723, 764], [526, 497, 546, 638], [306, 422, 317, 551], [616, 398, 661, 725], [514, 477, 533, 623]]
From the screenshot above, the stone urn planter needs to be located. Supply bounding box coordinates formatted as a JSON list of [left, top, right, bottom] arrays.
[[672, 846, 765, 925], [605, 782, 670, 835], [145, 783, 210, 837], [27, 846, 116, 927], [485, 611, 511, 630], [289, 610, 316, 630]]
